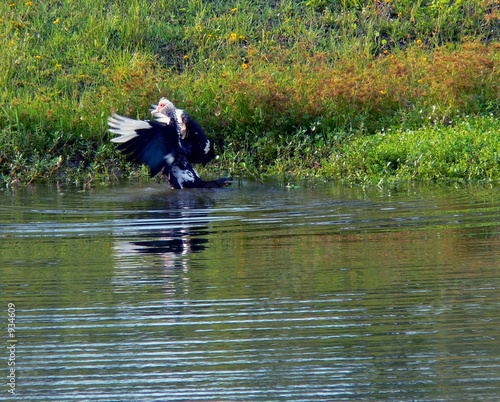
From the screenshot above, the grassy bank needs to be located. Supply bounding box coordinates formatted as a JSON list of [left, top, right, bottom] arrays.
[[1, 0, 499, 187]]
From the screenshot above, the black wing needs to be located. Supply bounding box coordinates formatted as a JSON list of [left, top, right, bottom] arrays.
[[108, 113, 180, 177], [178, 111, 215, 165]]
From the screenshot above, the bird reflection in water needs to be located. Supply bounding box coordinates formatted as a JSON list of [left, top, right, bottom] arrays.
[[112, 191, 222, 296]]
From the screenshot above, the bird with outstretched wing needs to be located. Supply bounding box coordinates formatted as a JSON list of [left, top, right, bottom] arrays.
[[108, 98, 228, 189]]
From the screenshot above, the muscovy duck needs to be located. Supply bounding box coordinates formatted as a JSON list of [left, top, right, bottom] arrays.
[[108, 98, 228, 189]]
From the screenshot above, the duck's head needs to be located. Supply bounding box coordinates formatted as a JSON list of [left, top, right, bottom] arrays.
[[151, 97, 176, 116]]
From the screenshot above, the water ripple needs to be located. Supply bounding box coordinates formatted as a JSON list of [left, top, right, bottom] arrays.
[[1, 183, 500, 401]]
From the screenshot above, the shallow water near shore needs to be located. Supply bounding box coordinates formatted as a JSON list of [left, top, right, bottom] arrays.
[[1, 180, 499, 401]]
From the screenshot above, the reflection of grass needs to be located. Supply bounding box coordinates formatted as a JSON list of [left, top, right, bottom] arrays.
[[0, 1, 499, 185]]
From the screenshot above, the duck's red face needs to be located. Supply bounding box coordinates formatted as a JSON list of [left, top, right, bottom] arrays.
[[152, 99, 167, 114], [152, 97, 174, 115]]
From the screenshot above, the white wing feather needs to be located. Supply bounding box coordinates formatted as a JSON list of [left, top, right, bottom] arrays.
[[108, 114, 152, 143]]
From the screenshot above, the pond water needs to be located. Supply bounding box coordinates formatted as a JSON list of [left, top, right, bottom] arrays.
[[1, 180, 499, 401]]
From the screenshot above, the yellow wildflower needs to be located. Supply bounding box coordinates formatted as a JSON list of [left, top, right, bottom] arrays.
[[230, 33, 237, 41], [241, 63, 249, 70], [53, 18, 60, 25], [230, 7, 237, 13], [25, 1, 33, 6]]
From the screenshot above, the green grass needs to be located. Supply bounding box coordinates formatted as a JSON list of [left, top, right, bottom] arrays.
[[321, 115, 500, 184], [0, 0, 499, 186]]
